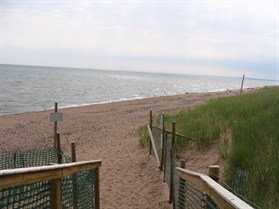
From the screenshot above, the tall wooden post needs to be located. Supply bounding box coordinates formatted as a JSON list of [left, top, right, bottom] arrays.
[[160, 114, 165, 171], [71, 142, 76, 162], [95, 167, 100, 209], [149, 110, 153, 155], [54, 103, 58, 147], [56, 133, 62, 164], [50, 178, 62, 209], [240, 75, 245, 94], [169, 149, 173, 204], [169, 121, 176, 204]]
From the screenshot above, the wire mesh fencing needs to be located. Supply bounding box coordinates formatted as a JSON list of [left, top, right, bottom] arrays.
[[148, 120, 222, 209], [0, 148, 99, 209], [61, 169, 96, 209], [0, 181, 50, 208], [0, 169, 97, 209], [0, 147, 71, 170]]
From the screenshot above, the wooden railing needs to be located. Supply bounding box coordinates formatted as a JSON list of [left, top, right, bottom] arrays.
[[176, 167, 253, 209], [148, 110, 255, 209], [0, 160, 102, 209]]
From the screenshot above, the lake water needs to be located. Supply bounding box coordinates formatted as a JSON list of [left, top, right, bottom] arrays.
[[0, 64, 277, 115]]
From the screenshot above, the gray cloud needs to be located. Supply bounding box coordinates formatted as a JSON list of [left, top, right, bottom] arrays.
[[1, 0, 278, 79]]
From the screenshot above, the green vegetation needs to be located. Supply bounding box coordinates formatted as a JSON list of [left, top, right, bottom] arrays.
[[141, 86, 279, 208], [138, 126, 149, 148]]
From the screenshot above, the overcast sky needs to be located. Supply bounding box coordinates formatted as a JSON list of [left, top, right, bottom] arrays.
[[1, 0, 278, 79]]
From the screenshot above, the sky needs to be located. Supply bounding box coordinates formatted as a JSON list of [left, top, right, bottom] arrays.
[[1, 0, 278, 80]]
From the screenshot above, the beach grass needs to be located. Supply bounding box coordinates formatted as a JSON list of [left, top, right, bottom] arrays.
[[138, 126, 149, 148], [142, 86, 279, 208]]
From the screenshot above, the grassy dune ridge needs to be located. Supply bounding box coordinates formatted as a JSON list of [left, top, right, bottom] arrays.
[[141, 87, 279, 208]]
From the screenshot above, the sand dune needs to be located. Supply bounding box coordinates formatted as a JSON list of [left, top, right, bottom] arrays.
[[0, 89, 256, 208]]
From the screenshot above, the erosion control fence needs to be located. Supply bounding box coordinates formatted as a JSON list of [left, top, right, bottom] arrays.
[[0, 160, 102, 209], [0, 143, 101, 209], [0, 147, 71, 170], [148, 110, 253, 209]]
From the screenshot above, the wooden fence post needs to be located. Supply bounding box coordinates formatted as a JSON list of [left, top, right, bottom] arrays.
[[169, 149, 173, 204], [50, 178, 62, 209], [54, 102, 58, 147], [209, 165, 220, 183], [56, 133, 62, 164], [169, 121, 176, 204], [180, 159, 185, 169], [71, 142, 76, 162], [160, 114, 165, 171], [240, 75, 245, 94], [95, 167, 100, 209], [149, 110, 153, 155], [13, 153, 17, 169], [206, 165, 220, 208]]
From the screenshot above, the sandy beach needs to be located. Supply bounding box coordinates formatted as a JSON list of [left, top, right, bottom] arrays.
[[0, 89, 256, 209]]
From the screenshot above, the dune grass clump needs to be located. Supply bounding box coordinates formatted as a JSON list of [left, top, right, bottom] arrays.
[[157, 86, 279, 208]]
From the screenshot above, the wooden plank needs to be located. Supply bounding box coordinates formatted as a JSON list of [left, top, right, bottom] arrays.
[[0, 169, 62, 189], [147, 125, 161, 168], [62, 163, 101, 176], [201, 175, 253, 209], [176, 167, 254, 209], [175, 167, 204, 191], [0, 160, 102, 189]]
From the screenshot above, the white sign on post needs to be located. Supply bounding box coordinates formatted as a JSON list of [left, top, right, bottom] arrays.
[[50, 112, 63, 122]]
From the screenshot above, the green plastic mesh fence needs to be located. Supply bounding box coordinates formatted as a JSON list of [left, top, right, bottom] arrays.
[[172, 156, 212, 209], [61, 169, 95, 209], [149, 125, 220, 209], [0, 148, 61, 170], [174, 177, 206, 209], [0, 181, 50, 208], [0, 169, 96, 209], [232, 168, 249, 195], [172, 143, 219, 209], [0, 148, 97, 209]]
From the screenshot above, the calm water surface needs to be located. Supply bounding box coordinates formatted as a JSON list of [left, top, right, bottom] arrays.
[[0, 64, 276, 115]]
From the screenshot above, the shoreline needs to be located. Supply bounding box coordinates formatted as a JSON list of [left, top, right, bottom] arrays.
[[0, 87, 261, 117], [0, 87, 260, 208]]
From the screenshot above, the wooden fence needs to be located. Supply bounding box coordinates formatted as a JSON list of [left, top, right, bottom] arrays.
[[175, 167, 253, 209], [0, 160, 102, 209], [148, 110, 253, 209]]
